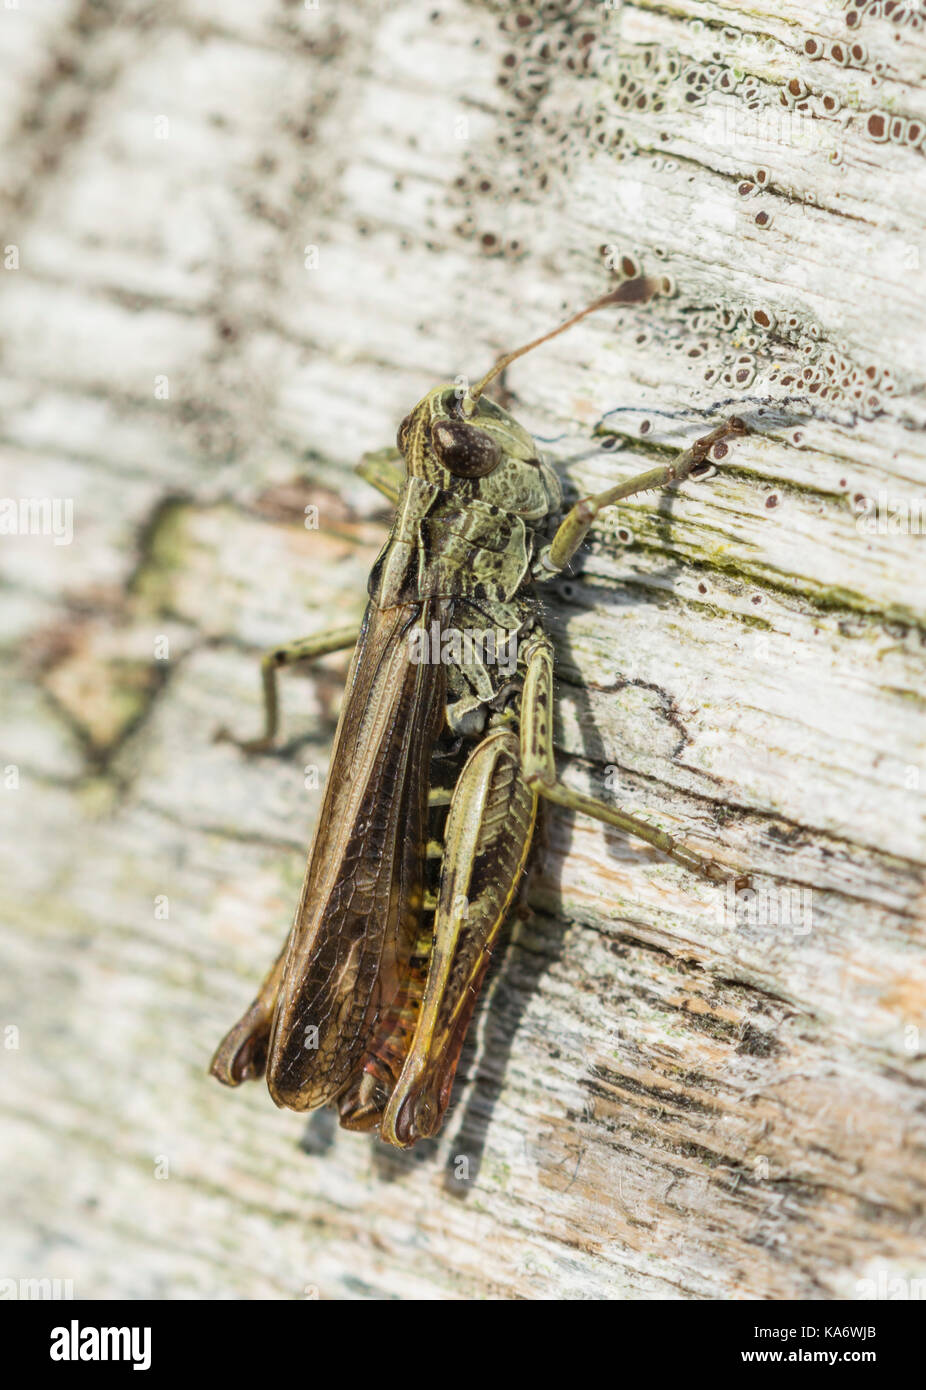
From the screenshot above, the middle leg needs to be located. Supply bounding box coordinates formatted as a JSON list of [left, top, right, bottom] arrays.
[[519, 634, 734, 884], [215, 623, 360, 753]]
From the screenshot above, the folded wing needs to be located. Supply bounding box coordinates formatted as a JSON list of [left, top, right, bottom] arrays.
[[267, 599, 446, 1111]]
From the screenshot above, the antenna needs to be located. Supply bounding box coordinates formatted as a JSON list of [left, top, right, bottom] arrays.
[[461, 275, 668, 417]]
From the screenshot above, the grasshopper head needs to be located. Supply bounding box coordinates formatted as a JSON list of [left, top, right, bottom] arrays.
[[397, 385, 535, 479], [396, 385, 560, 521]]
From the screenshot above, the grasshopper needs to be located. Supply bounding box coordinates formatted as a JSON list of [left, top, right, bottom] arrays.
[[210, 278, 748, 1147]]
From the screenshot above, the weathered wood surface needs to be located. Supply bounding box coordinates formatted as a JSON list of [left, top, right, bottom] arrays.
[[2, 0, 925, 1301]]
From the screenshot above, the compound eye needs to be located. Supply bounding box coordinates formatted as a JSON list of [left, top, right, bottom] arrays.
[[430, 418, 502, 477], [396, 413, 413, 454]]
